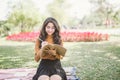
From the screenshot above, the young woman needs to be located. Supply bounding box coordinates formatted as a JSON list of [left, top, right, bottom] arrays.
[[32, 17, 67, 80]]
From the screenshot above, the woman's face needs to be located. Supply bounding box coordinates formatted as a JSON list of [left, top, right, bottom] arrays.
[[45, 22, 55, 36]]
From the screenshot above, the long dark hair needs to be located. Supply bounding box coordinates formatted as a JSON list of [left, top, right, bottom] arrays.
[[39, 17, 61, 45]]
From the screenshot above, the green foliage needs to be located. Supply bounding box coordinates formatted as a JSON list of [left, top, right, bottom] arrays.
[[7, 0, 41, 32], [0, 21, 14, 36], [47, 0, 71, 26], [83, 0, 120, 28]]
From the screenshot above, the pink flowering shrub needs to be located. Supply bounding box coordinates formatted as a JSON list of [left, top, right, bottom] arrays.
[[6, 32, 39, 42], [61, 31, 109, 42], [6, 31, 109, 42]]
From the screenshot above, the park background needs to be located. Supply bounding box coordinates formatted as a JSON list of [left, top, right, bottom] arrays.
[[0, 0, 120, 80]]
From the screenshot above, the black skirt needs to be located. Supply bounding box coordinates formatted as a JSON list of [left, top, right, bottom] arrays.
[[33, 59, 67, 80]]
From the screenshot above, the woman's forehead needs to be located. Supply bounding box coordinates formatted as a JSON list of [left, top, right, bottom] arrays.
[[46, 22, 55, 27]]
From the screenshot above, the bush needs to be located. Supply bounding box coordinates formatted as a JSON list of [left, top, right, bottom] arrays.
[[6, 31, 109, 42]]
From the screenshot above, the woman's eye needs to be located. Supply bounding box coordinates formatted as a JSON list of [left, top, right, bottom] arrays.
[[52, 27, 55, 29], [46, 26, 55, 29]]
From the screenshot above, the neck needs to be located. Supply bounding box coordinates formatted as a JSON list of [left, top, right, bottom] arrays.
[[47, 35, 53, 38], [46, 35, 53, 43]]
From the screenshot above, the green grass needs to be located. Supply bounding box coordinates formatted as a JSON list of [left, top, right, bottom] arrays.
[[0, 36, 120, 80], [63, 41, 120, 80]]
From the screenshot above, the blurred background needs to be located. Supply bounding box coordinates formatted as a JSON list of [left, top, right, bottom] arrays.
[[0, 0, 120, 36]]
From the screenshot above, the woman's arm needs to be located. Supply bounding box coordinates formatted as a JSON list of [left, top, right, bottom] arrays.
[[60, 39, 63, 46], [34, 39, 41, 62]]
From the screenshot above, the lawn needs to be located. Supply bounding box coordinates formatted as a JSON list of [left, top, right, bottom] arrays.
[[0, 36, 120, 80]]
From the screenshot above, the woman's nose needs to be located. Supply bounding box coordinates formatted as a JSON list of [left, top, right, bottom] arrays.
[[49, 28, 53, 31]]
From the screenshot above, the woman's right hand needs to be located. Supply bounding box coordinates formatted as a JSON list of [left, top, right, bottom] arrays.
[[41, 41, 48, 48]]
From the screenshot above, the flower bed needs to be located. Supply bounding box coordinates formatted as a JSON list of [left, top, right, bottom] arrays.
[[6, 32, 39, 42], [6, 31, 109, 42], [61, 31, 109, 42]]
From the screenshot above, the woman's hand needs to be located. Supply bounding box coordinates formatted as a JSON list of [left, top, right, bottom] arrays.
[[41, 41, 48, 48]]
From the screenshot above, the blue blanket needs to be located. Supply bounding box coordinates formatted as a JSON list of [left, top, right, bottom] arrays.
[[64, 67, 80, 80]]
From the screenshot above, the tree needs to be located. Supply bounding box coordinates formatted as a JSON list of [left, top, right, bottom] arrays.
[[0, 21, 12, 36], [47, 0, 71, 26], [7, 0, 41, 32], [88, 0, 120, 28]]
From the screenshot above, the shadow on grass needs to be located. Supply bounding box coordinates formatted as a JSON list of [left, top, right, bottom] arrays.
[[0, 45, 35, 69], [0, 39, 120, 80], [62, 41, 120, 80]]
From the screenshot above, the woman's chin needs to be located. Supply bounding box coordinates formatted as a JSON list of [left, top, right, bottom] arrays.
[[48, 33, 53, 35]]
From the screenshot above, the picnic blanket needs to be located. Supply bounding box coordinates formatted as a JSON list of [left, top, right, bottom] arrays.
[[0, 67, 80, 80]]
